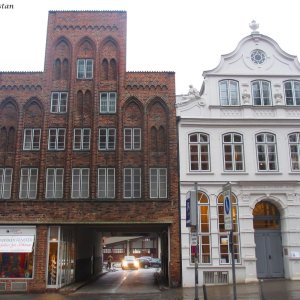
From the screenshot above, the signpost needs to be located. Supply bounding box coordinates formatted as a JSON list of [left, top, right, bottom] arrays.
[[186, 184, 199, 300], [223, 182, 237, 300]]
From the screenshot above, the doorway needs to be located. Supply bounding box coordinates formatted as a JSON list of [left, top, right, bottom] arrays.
[[253, 201, 284, 278]]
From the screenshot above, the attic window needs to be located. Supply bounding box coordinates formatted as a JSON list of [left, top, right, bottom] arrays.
[[250, 49, 266, 65]]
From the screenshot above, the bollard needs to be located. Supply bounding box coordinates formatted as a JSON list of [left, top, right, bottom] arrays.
[[203, 284, 208, 300]]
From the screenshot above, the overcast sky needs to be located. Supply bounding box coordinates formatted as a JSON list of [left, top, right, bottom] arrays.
[[1, 0, 300, 94]]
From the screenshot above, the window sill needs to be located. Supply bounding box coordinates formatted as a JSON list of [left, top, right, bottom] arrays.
[[187, 172, 214, 175], [288, 172, 300, 175], [221, 172, 248, 175], [255, 172, 282, 175]]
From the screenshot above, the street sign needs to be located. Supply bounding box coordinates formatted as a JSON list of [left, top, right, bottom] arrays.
[[223, 183, 233, 231], [186, 191, 197, 227]]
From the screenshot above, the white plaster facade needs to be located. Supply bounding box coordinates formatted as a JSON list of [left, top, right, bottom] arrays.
[[176, 23, 300, 287]]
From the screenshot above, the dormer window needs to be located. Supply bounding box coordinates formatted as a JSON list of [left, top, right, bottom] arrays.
[[219, 80, 240, 106]]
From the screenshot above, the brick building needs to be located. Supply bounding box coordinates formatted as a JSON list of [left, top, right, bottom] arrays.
[[0, 11, 180, 292]]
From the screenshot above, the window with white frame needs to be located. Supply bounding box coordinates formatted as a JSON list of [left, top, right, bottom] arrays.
[[219, 80, 240, 106], [46, 168, 64, 199], [19, 168, 38, 199], [190, 191, 211, 264], [256, 133, 278, 171], [97, 168, 115, 198], [48, 128, 66, 150], [124, 168, 141, 198], [73, 128, 91, 150], [223, 133, 245, 171], [284, 80, 300, 106], [23, 129, 41, 150], [51, 92, 68, 113], [124, 128, 141, 150], [99, 128, 116, 150], [189, 133, 210, 171], [71, 168, 89, 198], [100, 92, 117, 113], [217, 192, 240, 264], [252, 80, 272, 105], [0, 168, 13, 199], [150, 168, 167, 198], [288, 132, 300, 171], [77, 59, 93, 79]]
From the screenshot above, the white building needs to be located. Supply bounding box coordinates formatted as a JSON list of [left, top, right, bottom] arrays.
[[176, 21, 300, 287]]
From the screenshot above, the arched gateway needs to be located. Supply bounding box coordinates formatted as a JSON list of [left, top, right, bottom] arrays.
[[253, 201, 284, 278]]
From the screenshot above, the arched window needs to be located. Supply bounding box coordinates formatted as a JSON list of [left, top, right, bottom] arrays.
[[77, 91, 84, 115], [157, 126, 166, 152], [198, 191, 211, 263], [110, 59, 117, 80], [54, 58, 61, 80], [217, 192, 240, 264], [288, 132, 300, 171], [0, 127, 7, 152], [284, 80, 300, 106], [7, 127, 16, 152], [222, 133, 244, 171], [84, 90, 92, 116], [62, 58, 69, 80], [253, 201, 280, 230], [101, 59, 108, 80], [150, 127, 157, 152], [189, 133, 210, 171], [219, 80, 240, 106], [256, 133, 278, 171], [251, 80, 272, 106]]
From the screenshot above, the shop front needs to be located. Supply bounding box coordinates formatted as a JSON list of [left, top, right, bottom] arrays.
[[0, 226, 36, 291]]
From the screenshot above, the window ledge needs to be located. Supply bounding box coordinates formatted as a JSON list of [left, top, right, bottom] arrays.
[[221, 172, 248, 175], [255, 172, 282, 175], [187, 172, 214, 175], [288, 172, 300, 175]]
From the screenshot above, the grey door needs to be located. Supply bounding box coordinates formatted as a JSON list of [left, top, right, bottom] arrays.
[[254, 230, 284, 278]]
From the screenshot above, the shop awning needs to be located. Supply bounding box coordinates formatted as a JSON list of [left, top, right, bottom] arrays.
[[0, 235, 35, 253]]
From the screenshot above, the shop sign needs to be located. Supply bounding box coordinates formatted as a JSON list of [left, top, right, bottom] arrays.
[[0, 235, 34, 253]]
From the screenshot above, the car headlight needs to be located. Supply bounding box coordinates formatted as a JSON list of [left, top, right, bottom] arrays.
[[134, 261, 139, 268], [122, 261, 128, 267]]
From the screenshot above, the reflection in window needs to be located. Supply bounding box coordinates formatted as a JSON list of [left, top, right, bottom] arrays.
[[253, 201, 280, 229], [284, 80, 300, 106], [252, 80, 272, 105], [217, 193, 240, 264], [219, 80, 240, 105], [288, 133, 300, 171], [223, 133, 244, 171], [256, 133, 278, 171]]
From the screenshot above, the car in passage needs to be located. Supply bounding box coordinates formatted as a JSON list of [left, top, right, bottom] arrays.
[[121, 255, 139, 270], [137, 257, 151, 269], [149, 258, 161, 268]]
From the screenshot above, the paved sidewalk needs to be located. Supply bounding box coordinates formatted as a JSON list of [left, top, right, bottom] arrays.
[[0, 279, 300, 299]]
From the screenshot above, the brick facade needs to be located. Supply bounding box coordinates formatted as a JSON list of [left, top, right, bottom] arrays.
[[0, 11, 181, 292]]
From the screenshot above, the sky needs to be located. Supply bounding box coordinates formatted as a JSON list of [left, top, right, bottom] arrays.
[[0, 0, 300, 95]]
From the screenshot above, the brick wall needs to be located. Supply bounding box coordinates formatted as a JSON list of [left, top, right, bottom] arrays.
[[0, 10, 181, 291]]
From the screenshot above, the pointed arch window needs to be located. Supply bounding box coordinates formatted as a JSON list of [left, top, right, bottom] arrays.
[[62, 59, 69, 80], [110, 59, 117, 80], [54, 58, 61, 80], [150, 127, 157, 152], [157, 126, 166, 152], [101, 59, 109, 80], [8, 127, 16, 152], [0, 127, 7, 152]]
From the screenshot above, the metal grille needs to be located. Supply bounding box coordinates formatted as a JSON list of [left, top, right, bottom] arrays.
[[203, 271, 228, 285], [0, 282, 6, 291], [11, 282, 27, 291]]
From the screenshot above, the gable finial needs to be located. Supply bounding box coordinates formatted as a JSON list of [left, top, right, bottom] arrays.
[[249, 20, 259, 34]]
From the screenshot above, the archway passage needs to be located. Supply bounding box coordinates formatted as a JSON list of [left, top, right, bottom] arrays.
[[253, 201, 284, 278]]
